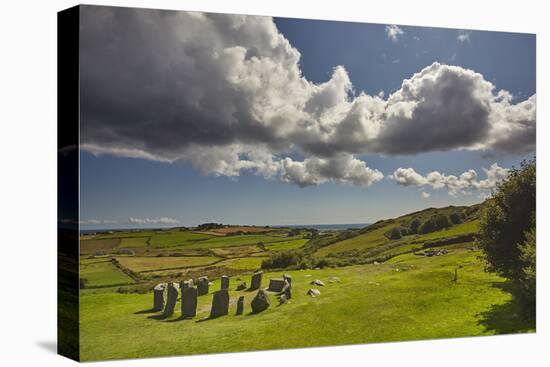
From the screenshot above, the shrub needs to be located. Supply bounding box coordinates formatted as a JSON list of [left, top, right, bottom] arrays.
[[449, 212, 463, 224], [408, 217, 421, 234], [261, 251, 304, 269], [418, 214, 451, 234], [478, 159, 535, 311]]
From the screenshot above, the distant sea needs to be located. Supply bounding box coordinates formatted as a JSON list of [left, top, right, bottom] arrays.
[[80, 223, 369, 234], [276, 223, 369, 231]]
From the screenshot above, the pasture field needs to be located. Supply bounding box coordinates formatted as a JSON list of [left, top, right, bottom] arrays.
[[118, 237, 150, 248], [265, 238, 309, 251], [80, 238, 121, 254], [79, 249, 534, 361], [149, 232, 214, 247], [216, 256, 267, 270], [80, 259, 134, 287], [115, 256, 221, 272], [183, 234, 296, 249], [315, 226, 389, 256]]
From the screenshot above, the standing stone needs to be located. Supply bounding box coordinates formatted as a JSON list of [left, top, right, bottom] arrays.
[[235, 281, 247, 291], [163, 283, 178, 317], [181, 286, 198, 318], [153, 283, 165, 311], [197, 276, 209, 296], [180, 279, 193, 290], [283, 273, 292, 285], [221, 275, 230, 290], [250, 271, 263, 290], [251, 289, 270, 313], [236, 295, 245, 315], [281, 281, 292, 299], [268, 278, 286, 292], [210, 289, 229, 318]]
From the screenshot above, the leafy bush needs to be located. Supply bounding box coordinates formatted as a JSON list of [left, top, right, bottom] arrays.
[[261, 251, 304, 269], [449, 212, 464, 224], [385, 226, 409, 240], [418, 214, 451, 234], [408, 217, 421, 234], [478, 159, 535, 311]]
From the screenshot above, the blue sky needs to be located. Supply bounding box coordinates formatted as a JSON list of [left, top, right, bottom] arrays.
[[79, 10, 535, 229]]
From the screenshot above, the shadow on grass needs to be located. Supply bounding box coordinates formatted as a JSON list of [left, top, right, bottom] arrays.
[[477, 281, 535, 335], [134, 308, 159, 315]]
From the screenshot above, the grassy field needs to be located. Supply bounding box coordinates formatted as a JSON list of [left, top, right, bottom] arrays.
[[115, 256, 221, 272], [118, 237, 150, 248], [80, 259, 134, 287], [79, 249, 534, 361], [216, 256, 267, 270], [315, 226, 388, 256], [265, 238, 309, 251], [149, 232, 214, 248], [184, 234, 295, 249], [81, 238, 121, 254]]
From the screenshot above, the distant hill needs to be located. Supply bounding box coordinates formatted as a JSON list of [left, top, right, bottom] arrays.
[[308, 203, 484, 264]]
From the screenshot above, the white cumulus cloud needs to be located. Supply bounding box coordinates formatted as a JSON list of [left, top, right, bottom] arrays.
[[391, 163, 510, 196]]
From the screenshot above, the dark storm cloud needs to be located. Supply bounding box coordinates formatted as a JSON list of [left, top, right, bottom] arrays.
[[79, 6, 535, 187]]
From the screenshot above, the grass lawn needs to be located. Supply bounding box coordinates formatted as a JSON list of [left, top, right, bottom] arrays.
[[115, 256, 221, 272], [79, 249, 534, 361], [80, 259, 134, 287]]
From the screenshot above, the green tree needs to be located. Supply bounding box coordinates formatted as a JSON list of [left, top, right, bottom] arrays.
[[478, 159, 536, 309]]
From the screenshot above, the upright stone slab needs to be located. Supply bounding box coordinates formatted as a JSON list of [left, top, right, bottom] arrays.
[[221, 275, 230, 290], [197, 276, 209, 296], [181, 286, 198, 318], [250, 271, 263, 290], [268, 278, 286, 292], [236, 295, 245, 315], [210, 289, 229, 318], [180, 279, 193, 290], [163, 283, 178, 317], [281, 281, 292, 299], [251, 289, 270, 313], [283, 273, 292, 285], [153, 283, 165, 311]]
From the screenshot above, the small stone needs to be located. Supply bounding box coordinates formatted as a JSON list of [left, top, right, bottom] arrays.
[[236, 295, 245, 315], [310, 279, 325, 286], [210, 289, 229, 318], [279, 294, 288, 304], [251, 289, 270, 313], [306, 288, 321, 297], [235, 281, 247, 291]]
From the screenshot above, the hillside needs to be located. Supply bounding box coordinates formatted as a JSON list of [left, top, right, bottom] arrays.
[[310, 205, 482, 262]]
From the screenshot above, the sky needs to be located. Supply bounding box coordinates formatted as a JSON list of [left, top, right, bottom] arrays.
[[78, 6, 536, 229]]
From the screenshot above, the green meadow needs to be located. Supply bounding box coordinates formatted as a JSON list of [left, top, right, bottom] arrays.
[[78, 207, 534, 361]]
